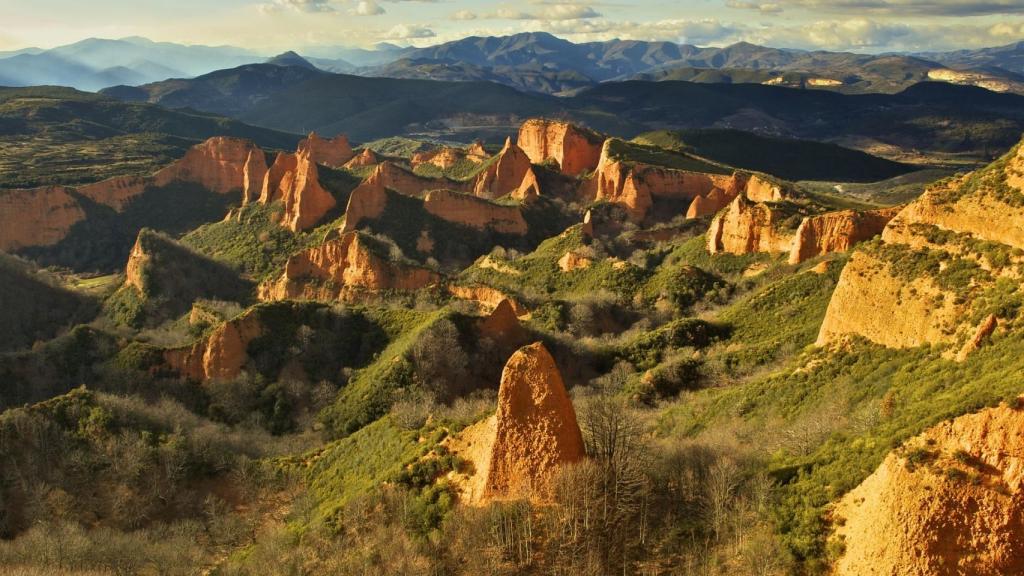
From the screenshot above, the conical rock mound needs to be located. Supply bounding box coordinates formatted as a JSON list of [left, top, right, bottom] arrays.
[[483, 342, 585, 501]]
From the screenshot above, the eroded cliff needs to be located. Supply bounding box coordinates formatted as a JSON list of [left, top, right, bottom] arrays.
[[833, 400, 1024, 576]]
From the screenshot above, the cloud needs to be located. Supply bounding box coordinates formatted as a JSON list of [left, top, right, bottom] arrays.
[[385, 24, 437, 39], [266, 0, 335, 13], [452, 10, 478, 20], [352, 0, 385, 15], [726, 1, 784, 13], [487, 4, 601, 21], [755, 0, 1024, 17]]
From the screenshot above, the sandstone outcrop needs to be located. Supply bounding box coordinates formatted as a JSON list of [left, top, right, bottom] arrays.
[[475, 299, 529, 349], [581, 140, 784, 222], [297, 132, 354, 167], [517, 119, 604, 176], [423, 189, 528, 235], [0, 137, 266, 250], [341, 180, 389, 233], [833, 401, 1024, 575], [163, 310, 264, 381], [0, 186, 85, 250], [817, 141, 1024, 350], [788, 207, 900, 264], [124, 233, 151, 292], [955, 314, 999, 362], [513, 167, 542, 200], [483, 342, 586, 501], [345, 148, 378, 169], [77, 175, 150, 210], [259, 232, 439, 301], [816, 251, 961, 348], [242, 149, 269, 204], [448, 284, 528, 317], [685, 188, 732, 219], [473, 138, 533, 199], [259, 149, 337, 231], [707, 194, 795, 255], [558, 251, 594, 272], [154, 137, 266, 195], [411, 144, 487, 170], [352, 161, 467, 199]]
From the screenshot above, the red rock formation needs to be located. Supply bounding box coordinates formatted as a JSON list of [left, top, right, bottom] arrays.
[[788, 207, 900, 264], [124, 234, 149, 292], [512, 167, 542, 200], [484, 342, 586, 501], [353, 161, 467, 199], [706, 194, 795, 255], [1, 137, 267, 250], [448, 284, 529, 317], [163, 310, 264, 381], [259, 232, 439, 301], [297, 132, 354, 167], [955, 314, 999, 362], [341, 178, 389, 233], [685, 188, 732, 219], [154, 137, 266, 194], [476, 299, 529, 349], [77, 175, 149, 210], [816, 251, 961, 349], [423, 189, 528, 235], [833, 400, 1024, 575], [581, 140, 778, 222], [344, 148, 378, 169], [473, 138, 533, 199], [411, 145, 487, 170], [745, 174, 785, 202], [0, 186, 85, 250], [242, 150, 268, 204], [259, 149, 337, 231], [558, 251, 594, 272], [467, 141, 489, 159], [517, 118, 604, 176], [817, 141, 1024, 350]]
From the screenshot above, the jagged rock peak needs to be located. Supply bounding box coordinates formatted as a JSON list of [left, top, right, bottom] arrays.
[[517, 118, 604, 176]]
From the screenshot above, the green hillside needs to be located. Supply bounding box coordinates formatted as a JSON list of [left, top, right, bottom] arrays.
[[0, 254, 99, 352], [634, 129, 917, 182], [0, 86, 300, 189]]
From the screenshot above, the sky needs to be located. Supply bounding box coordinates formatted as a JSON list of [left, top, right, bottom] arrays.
[[2, 0, 1024, 54]]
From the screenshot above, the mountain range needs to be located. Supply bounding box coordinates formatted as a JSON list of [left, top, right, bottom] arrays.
[[99, 60, 1024, 164], [7, 33, 1024, 97]]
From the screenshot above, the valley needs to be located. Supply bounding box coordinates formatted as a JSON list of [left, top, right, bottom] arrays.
[[2, 22, 1024, 576]]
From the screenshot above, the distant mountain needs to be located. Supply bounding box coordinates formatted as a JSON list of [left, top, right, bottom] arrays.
[[351, 32, 1024, 96], [266, 51, 317, 70], [0, 37, 263, 91], [919, 41, 1024, 75], [368, 57, 593, 96], [101, 62, 1024, 160], [7, 33, 1024, 97]]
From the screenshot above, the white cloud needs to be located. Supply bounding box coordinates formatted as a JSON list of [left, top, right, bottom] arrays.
[[353, 0, 385, 15], [452, 10, 478, 20], [486, 4, 601, 21], [267, 0, 335, 13], [726, 1, 784, 14], [385, 24, 437, 39], [754, 0, 1024, 17]]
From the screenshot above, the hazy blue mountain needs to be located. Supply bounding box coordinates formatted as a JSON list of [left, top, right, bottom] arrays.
[[0, 37, 263, 91], [918, 41, 1024, 75]]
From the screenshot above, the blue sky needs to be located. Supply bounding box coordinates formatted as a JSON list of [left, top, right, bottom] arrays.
[[2, 0, 1024, 53]]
